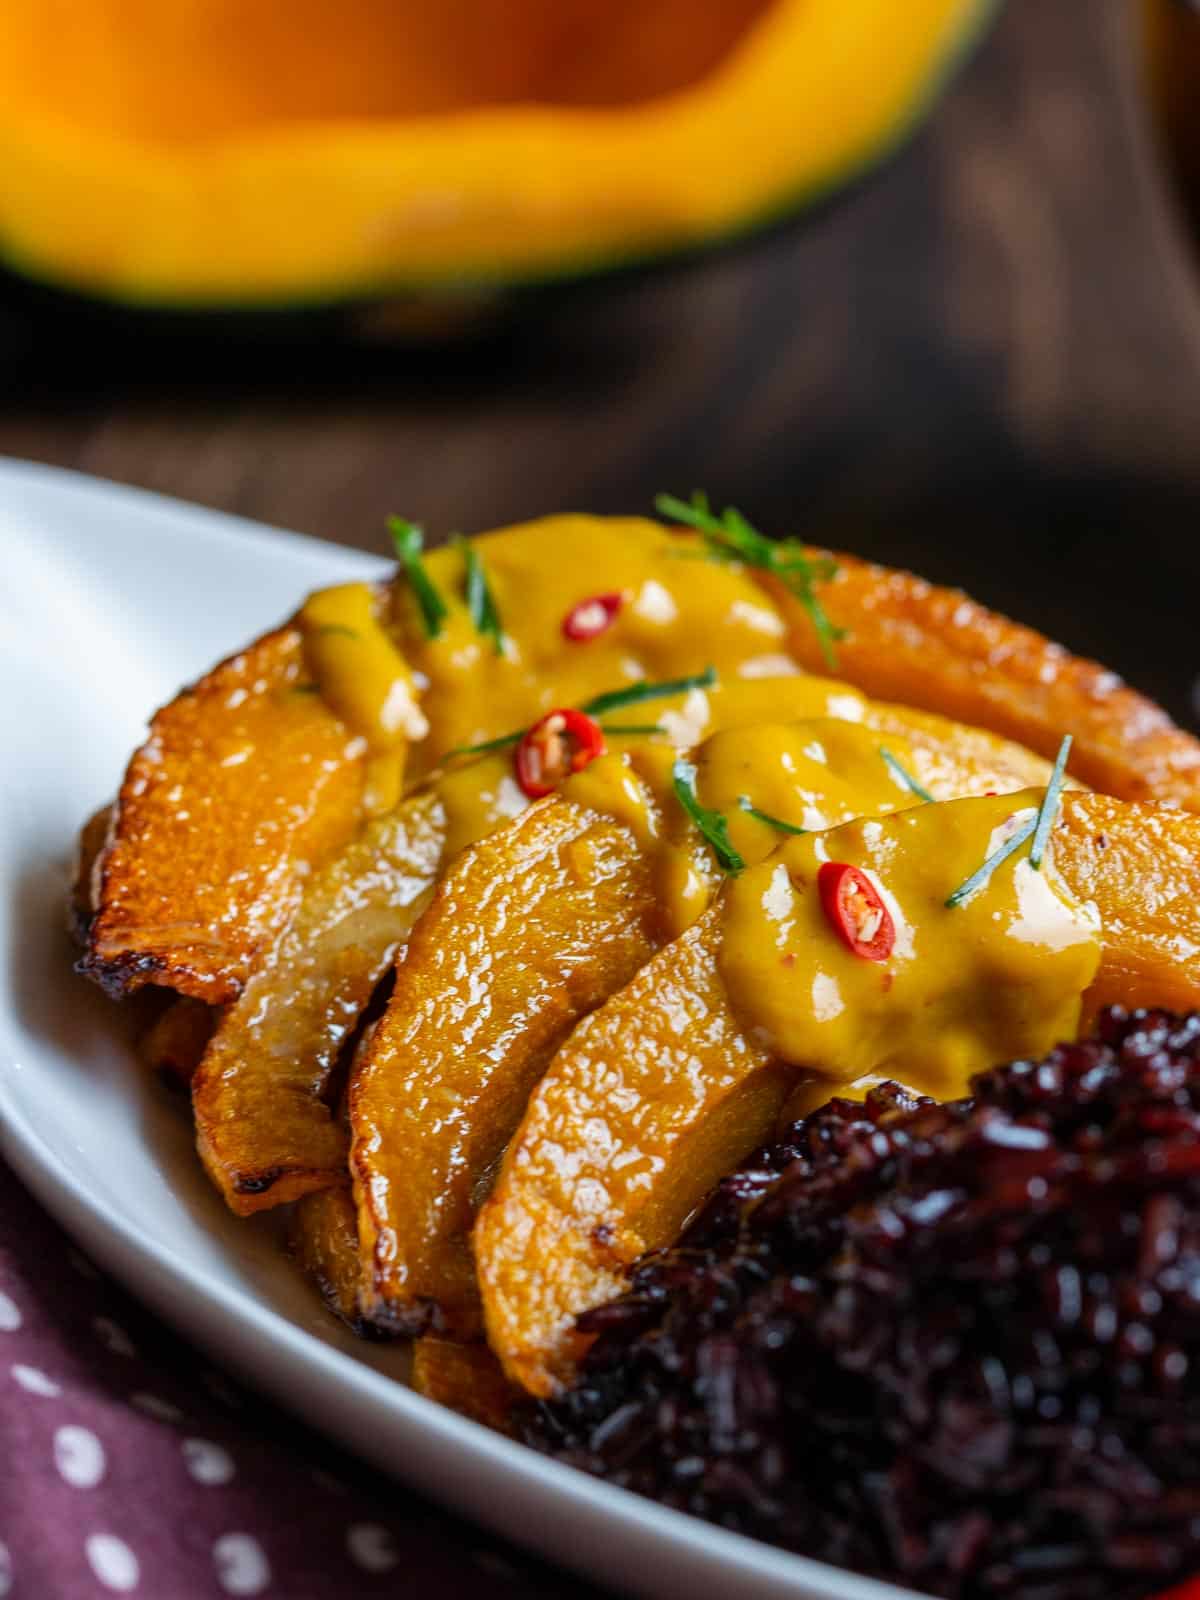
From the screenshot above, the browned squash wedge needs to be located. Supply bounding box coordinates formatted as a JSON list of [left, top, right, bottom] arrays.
[[193, 793, 445, 1214], [351, 798, 660, 1337], [69, 803, 112, 945], [82, 625, 367, 1004], [476, 792, 1200, 1397], [290, 1186, 369, 1334], [763, 555, 1200, 809], [350, 711, 1053, 1338], [138, 997, 216, 1086], [410, 1340, 517, 1434]]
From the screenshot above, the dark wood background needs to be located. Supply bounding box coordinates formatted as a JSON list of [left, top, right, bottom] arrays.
[[3, 0, 1199, 724]]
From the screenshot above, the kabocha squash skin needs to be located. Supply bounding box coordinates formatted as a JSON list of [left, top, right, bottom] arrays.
[[1, 0, 996, 310]]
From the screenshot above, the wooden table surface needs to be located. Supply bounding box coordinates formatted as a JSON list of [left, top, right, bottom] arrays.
[[3, 0, 1199, 723]]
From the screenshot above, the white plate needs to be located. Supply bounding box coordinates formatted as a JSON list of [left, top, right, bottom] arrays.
[[0, 458, 917, 1600]]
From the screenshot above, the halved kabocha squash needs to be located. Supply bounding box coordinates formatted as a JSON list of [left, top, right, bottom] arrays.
[[349, 707, 1054, 1339], [475, 792, 1200, 1397], [3, 1, 996, 309]]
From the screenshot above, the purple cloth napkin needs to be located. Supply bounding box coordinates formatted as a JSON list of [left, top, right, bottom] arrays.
[[0, 1158, 601, 1600]]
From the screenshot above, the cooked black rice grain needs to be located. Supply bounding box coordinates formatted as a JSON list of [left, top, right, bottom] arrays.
[[525, 1009, 1200, 1599]]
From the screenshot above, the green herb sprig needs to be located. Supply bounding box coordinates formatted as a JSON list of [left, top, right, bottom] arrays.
[[945, 733, 1073, 905], [445, 670, 716, 760], [945, 813, 1037, 908], [448, 730, 524, 758], [388, 517, 449, 640], [879, 747, 935, 805], [581, 666, 716, 719], [737, 796, 807, 836], [654, 491, 844, 670], [458, 538, 505, 656], [1030, 735, 1072, 870], [674, 758, 745, 874]]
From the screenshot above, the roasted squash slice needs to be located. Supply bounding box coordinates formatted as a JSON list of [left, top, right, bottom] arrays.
[[350, 709, 1053, 1338], [138, 997, 215, 1087], [69, 803, 112, 946], [289, 1186, 369, 1334], [410, 1340, 517, 1434], [2, 1, 994, 308], [351, 798, 660, 1337], [476, 792, 1200, 1397], [82, 625, 367, 1004], [193, 793, 444, 1214], [763, 555, 1200, 808]]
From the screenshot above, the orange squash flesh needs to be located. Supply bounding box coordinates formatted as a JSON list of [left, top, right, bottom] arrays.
[[410, 1339, 518, 1434], [763, 557, 1200, 810], [475, 792, 1200, 1397], [350, 798, 659, 1337], [1, 1, 990, 306], [69, 803, 112, 946], [7, 2, 773, 138], [138, 997, 216, 1087], [193, 794, 444, 1214], [290, 1186, 368, 1333], [82, 625, 366, 1004]]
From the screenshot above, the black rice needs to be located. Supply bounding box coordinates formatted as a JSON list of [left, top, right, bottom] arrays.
[[525, 1009, 1200, 1599]]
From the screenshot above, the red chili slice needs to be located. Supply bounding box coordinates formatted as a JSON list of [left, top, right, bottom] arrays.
[[515, 709, 607, 798], [562, 592, 622, 641], [817, 861, 895, 962]]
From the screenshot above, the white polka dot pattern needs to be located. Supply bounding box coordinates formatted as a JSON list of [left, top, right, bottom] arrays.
[[54, 1424, 107, 1488], [182, 1438, 235, 1486], [11, 1363, 60, 1397], [213, 1533, 271, 1596], [1, 1156, 553, 1600], [85, 1533, 140, 1592]]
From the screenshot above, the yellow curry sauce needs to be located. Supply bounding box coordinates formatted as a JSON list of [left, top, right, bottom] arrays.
[[299, 580, 426, 813], [720, 793, 1101, 1102], [299, 513, 1089, 1100], [298, 516, 799, 771]]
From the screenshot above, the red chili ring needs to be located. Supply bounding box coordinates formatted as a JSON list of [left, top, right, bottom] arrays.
[[515, 708, 607, 799], [817, 861, 896, 962], [562, 592, 623, 641]]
